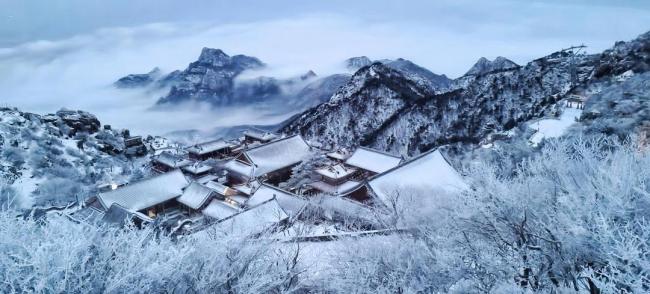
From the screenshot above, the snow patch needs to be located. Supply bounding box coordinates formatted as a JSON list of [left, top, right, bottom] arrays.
[[529, 107, 582, 146]]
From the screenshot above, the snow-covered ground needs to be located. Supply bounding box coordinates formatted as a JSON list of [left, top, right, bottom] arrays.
[[529, 107, 582, 146]]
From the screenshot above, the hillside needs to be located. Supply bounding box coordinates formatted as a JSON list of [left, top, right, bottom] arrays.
[[0, 108, 153, 208], [283, 31, 650, 155]]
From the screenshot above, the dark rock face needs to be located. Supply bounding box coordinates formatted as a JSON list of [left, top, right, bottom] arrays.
[[300, 70, 318, 81], [114, 68, 161, 88], [233, 77, 283, 103], [283, 31, 650, 155], [155, 70, 183, 89], [382, 58, 452, 93], [593, 31, 650, 78], [346, 56, 452, 94], [282, 63, 433, 150], [156, 48, 265, 106], [124, 136, 147, 157], [55, 109, 101, 135]]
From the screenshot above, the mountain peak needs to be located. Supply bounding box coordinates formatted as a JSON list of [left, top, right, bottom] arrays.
[[345, 56, 373, 71], [381, 58, 452, 92], [113, 67, 162, 88], [301, 70, 318, 80], [465, 56, 519, 76], [198, 48, 231, 66]]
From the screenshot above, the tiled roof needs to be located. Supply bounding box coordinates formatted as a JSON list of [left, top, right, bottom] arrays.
[[345, 147, 402, 174], [98, 169, 189, 211]]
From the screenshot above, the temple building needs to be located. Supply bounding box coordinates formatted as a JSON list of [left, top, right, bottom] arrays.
[[152, 152, 192, 173], [96, 169, 190, 219], [223, 135, 312, 184], [187, 139, 236, 161], [344, 147, 403, 177]]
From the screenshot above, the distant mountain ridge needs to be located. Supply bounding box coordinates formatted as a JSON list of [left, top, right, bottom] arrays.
[[284, 31, 650, 155], [115, 48, 353, 110], [345, 56, 452, 93], [156, 48, 265, 106], [464, 56, 519, 76], [115, 50, 456, 111], [114, 67, 162, 88]]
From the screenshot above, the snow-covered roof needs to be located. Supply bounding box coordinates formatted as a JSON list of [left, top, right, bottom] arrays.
[[232, 180, 261, 196], [204, 181, 238, 196], [67, 206, 105, 226], [243, 129, 278, 141], [181, 162, 213, 175], [315, 164, 357, 180], [177, 182, 214, 210], [98, 169, 189, 211], [229, 195, 248, 206], [313, 194, 375, 222], [202, 199, 240, 220], [247, 184, 306, 216], [215, 198, 288, 236], [244, 135, 312, 177], [187, 139, 234, 155], [367, 149, 467, 206], [345, 147, 402, 174], [223, 159, 254, 178], [326, 151, 350, 161], [309, 180, 361, 195], [101, 203, 154, 226], [195, 174, 219, 185], [153, 152, 192, 168]]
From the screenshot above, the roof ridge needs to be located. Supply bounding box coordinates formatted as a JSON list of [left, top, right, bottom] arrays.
[[244, 127, 275, 134], [217, 197, 285, 224], [179, 182, 214, 209], [356, 146, 402, 159], [259, 182, 301, 197], [101, 169, 184, 194], [366, 148, 440, 182], [245, 134, 302, 152]]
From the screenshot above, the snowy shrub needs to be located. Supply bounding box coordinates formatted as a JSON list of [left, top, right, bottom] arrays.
[[33, 178, 84, 206], [0, 212, 305, 293], [45, 165, 82, 180], [0, 185, 21, 210], [20, 128, 41, 142], [318, 136, 649, 293], [461, 136, 650, 292], [2, 147, 25, 167], [280, 150, 328, 190], [65, 146, 84, 159]]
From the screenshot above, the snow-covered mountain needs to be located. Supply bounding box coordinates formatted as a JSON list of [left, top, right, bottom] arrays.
[[114, 67, 162, 88], [115, 48, 352, 110], [345, 56, 452, 94], [0, 108, 154, 208], [382, 58, 452, 93], [464, 56, 519, 76], [155, 48, 265, 106], [291, 74, 351, 108], [345, 56, 373, 71], [284, 31, 650, 155]]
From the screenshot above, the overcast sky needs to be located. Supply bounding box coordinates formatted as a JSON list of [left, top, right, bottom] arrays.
[[0, 0, 649, 135]]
